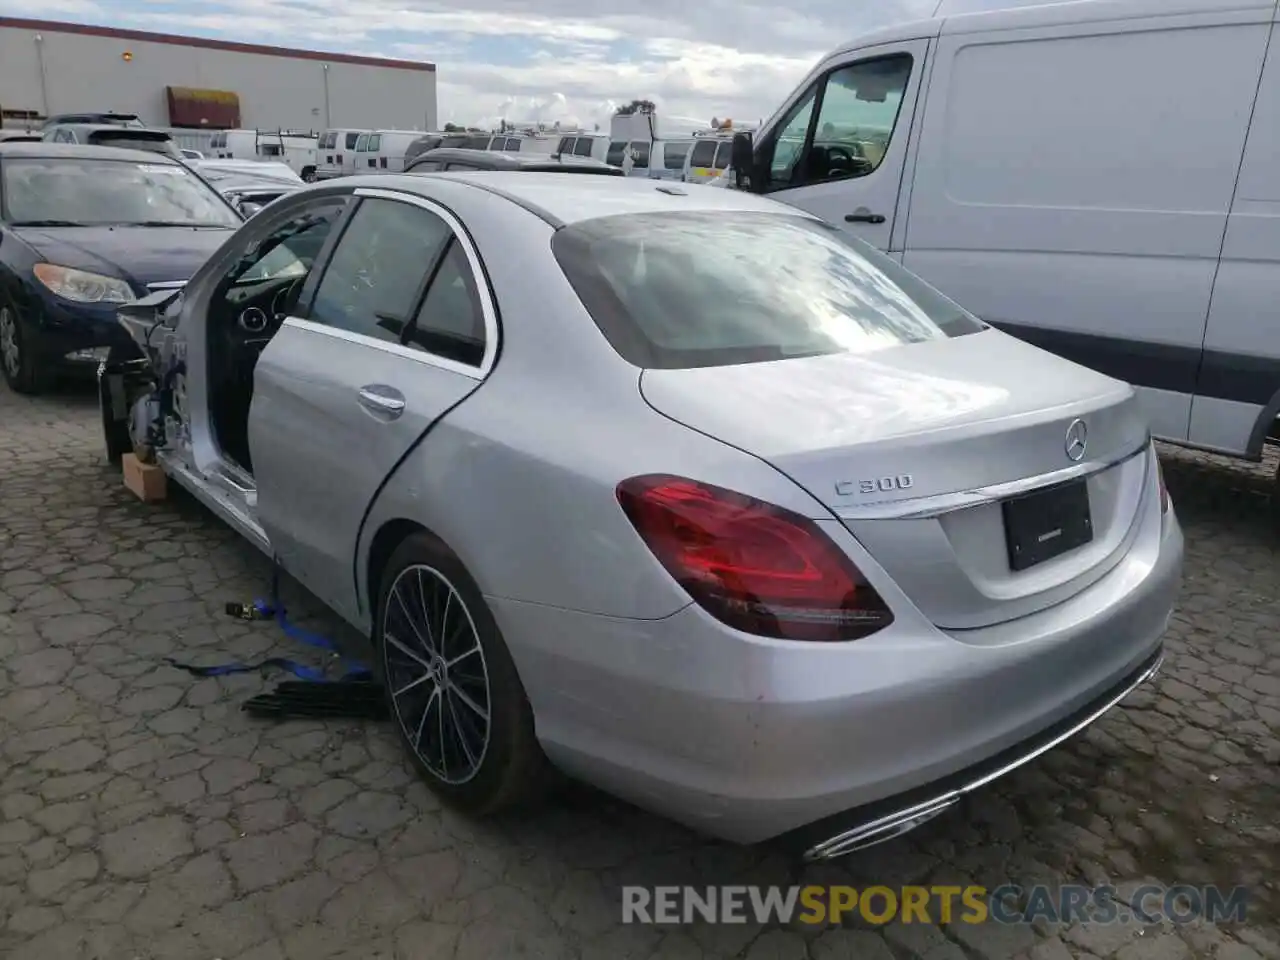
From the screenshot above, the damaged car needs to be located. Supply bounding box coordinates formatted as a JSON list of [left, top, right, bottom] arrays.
[[98, 172, 1182, 858], [187, 158, 305, 218], [0, 141, 242, 394]]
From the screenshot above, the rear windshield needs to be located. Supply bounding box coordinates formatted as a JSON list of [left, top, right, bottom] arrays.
[[87, 133, 179, 157], [552, 212, 986, 369]]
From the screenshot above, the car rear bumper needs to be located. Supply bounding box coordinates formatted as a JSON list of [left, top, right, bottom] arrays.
[[491, 484, 1182, 847]]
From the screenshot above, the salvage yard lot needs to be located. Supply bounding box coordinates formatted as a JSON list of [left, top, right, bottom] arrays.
[[1, 380, 1278, 960]]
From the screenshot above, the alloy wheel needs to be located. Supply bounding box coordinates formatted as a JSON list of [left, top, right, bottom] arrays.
[[0, 306, 20, 380], [382, 564, 492, 784]]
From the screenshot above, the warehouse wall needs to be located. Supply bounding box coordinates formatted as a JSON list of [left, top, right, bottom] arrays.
[[0, 23, 437, 132]]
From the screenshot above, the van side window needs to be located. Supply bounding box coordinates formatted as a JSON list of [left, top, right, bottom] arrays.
[[573, 138, 593, 157], [766, 53, 912, 190], [690, 139, 716, 169]]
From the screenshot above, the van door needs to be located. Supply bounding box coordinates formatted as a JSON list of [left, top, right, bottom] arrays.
[[904, 10, 1270, 446], [1189, 21, 1280, 457], [747, 40, 927, 250]]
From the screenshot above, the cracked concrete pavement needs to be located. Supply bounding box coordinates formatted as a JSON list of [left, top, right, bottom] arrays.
[[1, 379, 1278, 960]]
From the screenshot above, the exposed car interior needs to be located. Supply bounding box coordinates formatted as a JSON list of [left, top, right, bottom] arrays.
[[208, 208, 340, 471]]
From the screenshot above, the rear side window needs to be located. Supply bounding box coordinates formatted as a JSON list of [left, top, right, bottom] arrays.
[[464, 136, 489, 150], [345, 133, 360, 149], [573, 138, 593, 157], [406, 242, 486, 366], [689, 140, 716, 167], [552, 211, 986, 369]]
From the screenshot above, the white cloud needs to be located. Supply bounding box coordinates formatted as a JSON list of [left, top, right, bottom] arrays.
[[0, 0, 940, 128]]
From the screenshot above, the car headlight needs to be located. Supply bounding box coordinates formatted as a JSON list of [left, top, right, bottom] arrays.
[[32, 264, 136, 304]]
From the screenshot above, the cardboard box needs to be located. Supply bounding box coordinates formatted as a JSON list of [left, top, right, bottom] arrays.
[[122, 453, 167, 502]]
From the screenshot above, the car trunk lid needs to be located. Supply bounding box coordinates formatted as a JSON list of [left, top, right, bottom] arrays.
[[638, 328, 1152, 630]]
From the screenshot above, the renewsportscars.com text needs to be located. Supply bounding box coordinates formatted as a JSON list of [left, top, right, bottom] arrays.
[[621, 884, 1250, 926]]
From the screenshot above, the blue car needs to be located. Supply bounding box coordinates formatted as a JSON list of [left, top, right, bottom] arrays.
[[0, 141, 242, 394]]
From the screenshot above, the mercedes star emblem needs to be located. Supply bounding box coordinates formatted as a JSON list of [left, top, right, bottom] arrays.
[[1065, 418, 1088, 462]]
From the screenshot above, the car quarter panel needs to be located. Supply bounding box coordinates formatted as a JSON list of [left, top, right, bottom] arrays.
[[354, 179, 841, 631]]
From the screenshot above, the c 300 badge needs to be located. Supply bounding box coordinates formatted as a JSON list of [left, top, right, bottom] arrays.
[[835, 476, 914, 497]]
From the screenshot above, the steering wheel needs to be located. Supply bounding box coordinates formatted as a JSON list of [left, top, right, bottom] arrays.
[[272, 276, 306, 320], [825, 145, 874, 178]]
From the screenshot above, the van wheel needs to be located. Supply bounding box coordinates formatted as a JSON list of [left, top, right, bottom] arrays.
[[302, 167, 317, 183], [374, 533, 548, 815]]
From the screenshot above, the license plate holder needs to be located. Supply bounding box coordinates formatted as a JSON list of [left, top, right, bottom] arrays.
[[1002, 478, 1093, 572]]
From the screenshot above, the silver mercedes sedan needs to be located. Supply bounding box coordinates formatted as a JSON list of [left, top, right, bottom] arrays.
[[100, 173, 1183, 859]]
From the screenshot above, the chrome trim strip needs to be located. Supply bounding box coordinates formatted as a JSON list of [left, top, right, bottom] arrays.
[[803, 651, 1163, 861], [281, 317, 485, 381], [146, 281, 188, 291], [832, 438, 1151, 521], [351, 186, 499, 378]]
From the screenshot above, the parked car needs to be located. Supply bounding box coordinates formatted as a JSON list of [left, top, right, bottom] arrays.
[[0, 142, 242, 393], [98, 172, 1181, 857], [722, 0, 1280, 487], [41, 112, 145, 130], [188, 158, 305, 216], [403, 133, 473, 166], [404, 148, 624, 175], [43, 124, 181, 159]]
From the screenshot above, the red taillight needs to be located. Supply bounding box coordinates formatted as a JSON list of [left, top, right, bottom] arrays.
[[1156, 458, 1169, 514], [617, 475, 893, 641]]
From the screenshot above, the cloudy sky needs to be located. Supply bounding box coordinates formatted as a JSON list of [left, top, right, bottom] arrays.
[[2, 0, 955, 129]]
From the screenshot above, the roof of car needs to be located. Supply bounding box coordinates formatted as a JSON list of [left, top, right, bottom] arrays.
[[406, 148, 622, 173], [343, 171, 810, 227], [49, 124, 174, 138], [0, 141, 183, 163]]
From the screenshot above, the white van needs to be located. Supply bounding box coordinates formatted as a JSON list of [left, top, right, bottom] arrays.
[[725, 0, 1280, 473], [606, 138, 652, 177], [364, 130, 429, 172], [317, 129, 368, 179], [684, 135, 732, 185], [650, 139, 694, 181], [209, 129, 318, 181], [554, 133, 610, 162]]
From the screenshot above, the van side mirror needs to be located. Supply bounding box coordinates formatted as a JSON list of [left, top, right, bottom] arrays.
[[731, 132, 757, 191]]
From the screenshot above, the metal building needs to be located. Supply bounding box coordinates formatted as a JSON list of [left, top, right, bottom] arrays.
[[0, 16, 438, 133]]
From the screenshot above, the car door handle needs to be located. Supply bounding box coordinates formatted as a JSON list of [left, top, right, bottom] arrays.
[[845, 208, 886, 224], [358, 385, 406, 418]]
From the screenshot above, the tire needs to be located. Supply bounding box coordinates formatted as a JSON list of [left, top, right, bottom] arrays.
[[375, 532, 548, 814], [99, 370, 131, 466], [0, 301, 44, 395], [302, 167, 318, 183]]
